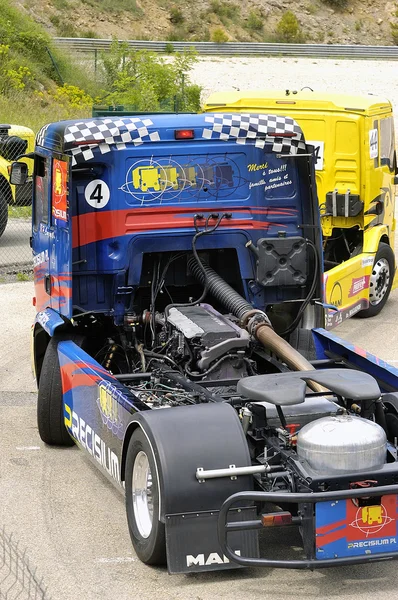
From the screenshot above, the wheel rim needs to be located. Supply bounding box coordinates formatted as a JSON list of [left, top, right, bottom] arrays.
[[132, 451, 153, 539], [369, 257, 390, 306]]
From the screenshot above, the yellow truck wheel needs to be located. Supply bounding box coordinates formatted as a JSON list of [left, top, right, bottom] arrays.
[[356, 243, 395, 318]]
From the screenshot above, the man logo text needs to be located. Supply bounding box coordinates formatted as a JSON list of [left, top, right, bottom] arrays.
[[186, 551, 241, 567]]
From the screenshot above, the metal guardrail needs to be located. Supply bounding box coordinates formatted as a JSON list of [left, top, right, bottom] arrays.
[[53, 38, 398, 59]]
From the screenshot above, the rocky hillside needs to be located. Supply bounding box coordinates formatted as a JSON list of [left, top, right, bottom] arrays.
[[13, 0, 398, 46]]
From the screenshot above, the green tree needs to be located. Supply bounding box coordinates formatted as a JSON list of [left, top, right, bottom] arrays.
[[99, 43, 201, 113]]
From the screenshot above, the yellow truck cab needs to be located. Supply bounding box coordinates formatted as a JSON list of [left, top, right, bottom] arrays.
[[204, 90, 398, 326], [0, 123, 35, 238]]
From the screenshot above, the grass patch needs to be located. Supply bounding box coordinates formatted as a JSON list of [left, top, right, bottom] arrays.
[[16, 271, 30, 281], [0, 91, 91, 134], [8, 205, 32, 219]]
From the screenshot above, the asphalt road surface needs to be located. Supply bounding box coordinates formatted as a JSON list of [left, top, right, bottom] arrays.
[[0, 280, 398, 600]]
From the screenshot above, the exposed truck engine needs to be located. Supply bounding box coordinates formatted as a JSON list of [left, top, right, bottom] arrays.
[[11, 111, 398, 573]]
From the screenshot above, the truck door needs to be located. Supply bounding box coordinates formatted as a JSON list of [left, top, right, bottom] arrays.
[[32, 150, 72, 318], [378, 116, 396, 232], [32, 150, 52, 313], [50, 154, 72, 318]]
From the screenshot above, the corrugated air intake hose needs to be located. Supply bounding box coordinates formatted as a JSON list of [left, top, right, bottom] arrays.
[[187, 256, 325, 393]]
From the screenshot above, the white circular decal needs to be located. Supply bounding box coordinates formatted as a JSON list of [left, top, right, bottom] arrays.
[[84, 179, 110, 209]]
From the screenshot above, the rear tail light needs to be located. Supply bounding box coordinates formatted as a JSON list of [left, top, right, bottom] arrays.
[[261, 512, 293, 527], [175, 129, 195, 140]]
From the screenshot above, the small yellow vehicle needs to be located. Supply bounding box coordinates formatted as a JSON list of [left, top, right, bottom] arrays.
[[204, 90, 398, 325], [0, 123, 35, 238]]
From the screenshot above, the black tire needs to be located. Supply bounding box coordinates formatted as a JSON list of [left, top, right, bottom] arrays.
[[125, 428, 166, 565], [0, 187, 9, 238], [355, 243, 395, 318], [37, 336, 83, 446]]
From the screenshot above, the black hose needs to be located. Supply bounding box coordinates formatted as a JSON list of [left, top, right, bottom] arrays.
[[164, 213, 228, 319], [156, 367, 219, 403], [187, 257, 253, 321]]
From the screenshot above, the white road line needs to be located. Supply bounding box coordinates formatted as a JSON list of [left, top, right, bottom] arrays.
[[95, 557, 135, 564], [15, 446, 41, 450]]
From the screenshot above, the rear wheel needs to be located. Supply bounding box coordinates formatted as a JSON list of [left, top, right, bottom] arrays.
[[356, 243, 395, 318], [125, 428, 166, 565]]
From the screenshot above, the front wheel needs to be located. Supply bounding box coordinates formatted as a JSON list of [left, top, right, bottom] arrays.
[[125, 428, 166, 565], [356, 243, 395, 318], [37, 337, 74, 446]]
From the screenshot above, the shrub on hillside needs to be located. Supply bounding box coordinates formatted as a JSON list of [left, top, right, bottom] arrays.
[[210, 0, 239, 24], [246, 10, 263, 32], [211, 28, 229, 43], [169, 7, 184, 24], [275, 11, 305, 43], [0, 44, 34, 94]]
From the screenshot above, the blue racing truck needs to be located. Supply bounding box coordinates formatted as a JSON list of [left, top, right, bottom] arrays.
[[10, 112, 398, 572]]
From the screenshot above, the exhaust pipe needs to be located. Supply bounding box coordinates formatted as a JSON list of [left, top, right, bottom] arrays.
[[187, 257, 325, 393]]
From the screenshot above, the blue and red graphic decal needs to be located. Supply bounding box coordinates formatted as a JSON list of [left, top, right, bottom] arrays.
[[316, 495, 398, 559]]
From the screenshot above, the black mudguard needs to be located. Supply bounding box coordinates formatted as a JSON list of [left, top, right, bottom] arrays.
[[131, 402, 259, 573]]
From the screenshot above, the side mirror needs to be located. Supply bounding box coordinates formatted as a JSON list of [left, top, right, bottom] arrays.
[[9, 161, 28, 185], [394, 175, 398, 185]]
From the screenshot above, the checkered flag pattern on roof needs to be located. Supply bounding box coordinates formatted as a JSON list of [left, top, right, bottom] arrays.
[[64, 117, 160, 165], [203, 114, 307, 154], [36, 124, 49, 148]]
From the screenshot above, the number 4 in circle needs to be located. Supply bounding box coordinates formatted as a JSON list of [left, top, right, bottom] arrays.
[[85, 179, 110, 209]]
